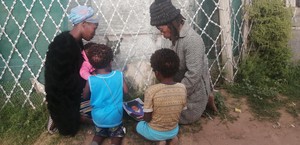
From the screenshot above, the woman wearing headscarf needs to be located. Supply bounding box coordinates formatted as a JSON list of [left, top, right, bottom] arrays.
[[45, 5, 99, 136], [149, 0, 217, 124]]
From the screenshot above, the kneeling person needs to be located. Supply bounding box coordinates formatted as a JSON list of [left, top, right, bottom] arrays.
[[82, 43, 128, 145], [136, 48, 187, 144]]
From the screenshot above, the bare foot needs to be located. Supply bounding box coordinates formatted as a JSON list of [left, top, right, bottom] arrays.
[[47, 116, 58, 134], [207, 95, 218, 113], [168, 136, 178, 145], [156, 140, 166, 145]]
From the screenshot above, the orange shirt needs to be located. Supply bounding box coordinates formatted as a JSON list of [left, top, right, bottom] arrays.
[[144, 83, 187, 131]]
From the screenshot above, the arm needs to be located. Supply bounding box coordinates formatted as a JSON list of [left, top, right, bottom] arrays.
[[143, 88, 153, 122], [123, 78, 128, 94], [181, 36, 206, 96], [82, 81, 90, 99], [80, 61, 93, 80], [143, 112, 152, 122]]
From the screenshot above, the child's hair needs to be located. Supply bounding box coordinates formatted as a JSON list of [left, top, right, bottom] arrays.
[[83, 42, 96, 50], [150, 48, 179, 77], [85, 43, 113, 69]]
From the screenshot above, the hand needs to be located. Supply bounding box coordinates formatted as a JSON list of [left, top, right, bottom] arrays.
[[91, 71, 96, 75]]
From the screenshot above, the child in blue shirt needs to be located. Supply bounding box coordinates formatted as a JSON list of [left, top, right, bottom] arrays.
[[82, 43, 128, 145]]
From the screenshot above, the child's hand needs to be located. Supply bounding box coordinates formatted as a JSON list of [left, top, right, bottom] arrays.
[[91, 71, 96, 75]]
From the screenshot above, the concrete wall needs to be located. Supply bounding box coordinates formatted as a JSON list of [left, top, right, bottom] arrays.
[[88, 0, 196, 91], [89, 0, 195, 66], [290, 7, 300, 62], [287, 1, 300, 62]]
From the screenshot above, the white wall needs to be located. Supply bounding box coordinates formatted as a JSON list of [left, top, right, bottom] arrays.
[[88, 0, 197, 91], [290, 7, 300, 62]]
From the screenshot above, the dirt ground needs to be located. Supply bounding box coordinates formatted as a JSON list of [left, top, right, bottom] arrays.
[[34, 90, 300, 145]]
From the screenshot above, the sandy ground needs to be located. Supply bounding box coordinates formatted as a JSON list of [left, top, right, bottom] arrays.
[[35, 90, 300, 145], [179, 100, 300, 145]]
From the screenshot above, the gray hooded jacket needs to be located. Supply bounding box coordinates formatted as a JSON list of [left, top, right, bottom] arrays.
[[171, 23, 211, 124]]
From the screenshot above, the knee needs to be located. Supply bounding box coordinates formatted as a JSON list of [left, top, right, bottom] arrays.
[[166, 136, 179, 145]]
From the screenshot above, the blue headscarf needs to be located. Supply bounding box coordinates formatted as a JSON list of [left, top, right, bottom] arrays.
[[68, 5, 99, 25]]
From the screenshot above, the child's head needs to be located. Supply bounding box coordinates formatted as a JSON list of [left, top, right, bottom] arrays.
[[83, 42, 96, 56], [85, 43, 113, 69], [84, 42, 96, 50], [150, 48, 179, 78]]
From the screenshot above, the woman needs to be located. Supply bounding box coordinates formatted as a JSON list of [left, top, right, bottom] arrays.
[[45, 5, 99, 136], [149, 0, 217, 124]]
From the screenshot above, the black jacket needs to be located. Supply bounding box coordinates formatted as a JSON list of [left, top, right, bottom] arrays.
[[45, 31, 85, 136]]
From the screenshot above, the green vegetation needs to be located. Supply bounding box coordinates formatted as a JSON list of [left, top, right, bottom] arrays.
[[0, 105, 48, 145], [246, 0, 292, 81], [213, 92, 236, 121], [279, 64, 300, 117], [227, 0, 299, 121], [0, 80, 48, 145]]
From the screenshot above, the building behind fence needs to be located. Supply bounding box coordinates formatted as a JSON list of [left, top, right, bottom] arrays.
[[0, 0, 297, 110]]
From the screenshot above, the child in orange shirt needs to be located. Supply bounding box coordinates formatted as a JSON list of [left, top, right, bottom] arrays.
[[135, 48, 187, 144]]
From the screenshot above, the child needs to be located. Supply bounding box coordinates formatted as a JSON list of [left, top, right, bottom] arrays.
[[135, 48, 187, 145], [80, 42, 96, 80], [82, 43, 128, 145], [79, 42, 96, 122]]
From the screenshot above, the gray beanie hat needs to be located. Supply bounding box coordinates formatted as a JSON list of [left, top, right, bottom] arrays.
[[150, 0, 180, 26]]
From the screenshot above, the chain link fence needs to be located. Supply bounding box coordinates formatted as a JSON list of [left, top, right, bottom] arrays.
[[0, 0, 249, 110]]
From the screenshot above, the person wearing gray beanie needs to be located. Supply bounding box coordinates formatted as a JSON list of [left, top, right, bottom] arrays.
[[149, 0, 218, 125]]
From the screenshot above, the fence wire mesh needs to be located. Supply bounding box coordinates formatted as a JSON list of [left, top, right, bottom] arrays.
[[0, 0, 249, 110]]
